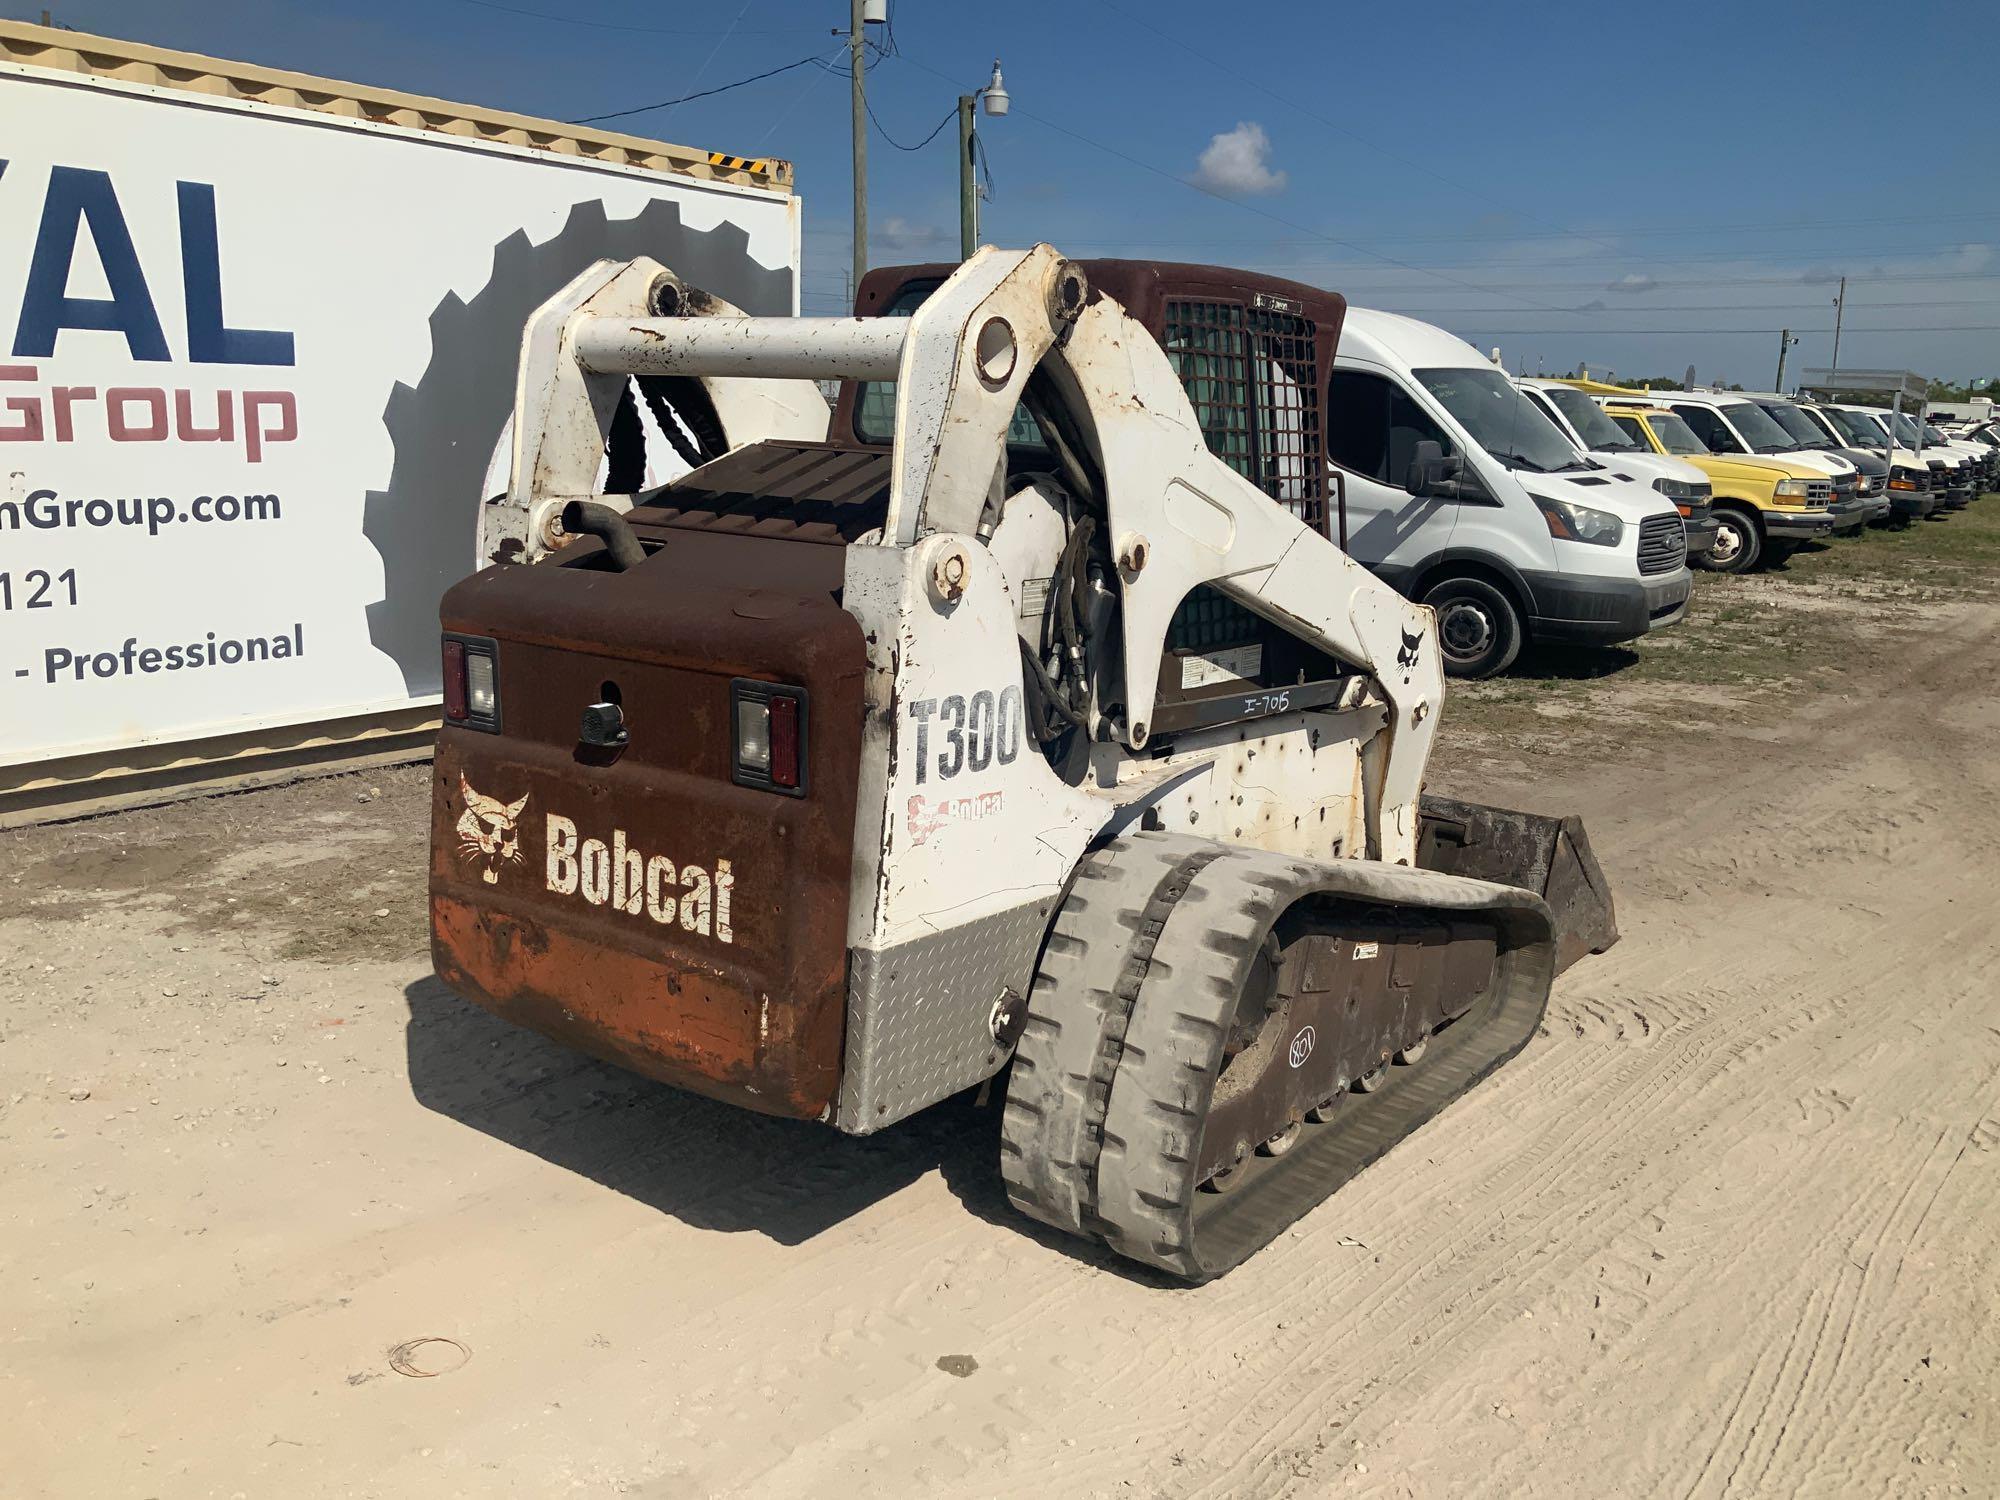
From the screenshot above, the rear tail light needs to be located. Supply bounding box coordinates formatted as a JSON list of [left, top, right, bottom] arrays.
[[442, 639, 466, 721], [732, 679, 808, 797], [769, 694, 800, 789], [442, 633, 502, 733], [466, 652, 497, 720]]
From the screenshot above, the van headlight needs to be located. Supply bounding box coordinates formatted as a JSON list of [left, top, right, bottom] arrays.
[[1530, 493, 1624, 547], [1773, 479, 1811, 499], [1652, 476, 1709, 501]]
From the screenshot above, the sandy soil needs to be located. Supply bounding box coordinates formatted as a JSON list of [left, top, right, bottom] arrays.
[[7, 600, 1999, 1499]]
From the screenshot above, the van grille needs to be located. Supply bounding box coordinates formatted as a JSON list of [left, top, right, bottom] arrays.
[[1805, 479, 1833, 506], [1637, 514, 1686, 575]]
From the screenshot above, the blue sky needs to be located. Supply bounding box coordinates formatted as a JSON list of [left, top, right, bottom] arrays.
[[19, 0, 2000, 384]]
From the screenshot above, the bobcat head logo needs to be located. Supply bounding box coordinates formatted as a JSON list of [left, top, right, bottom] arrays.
[[1396, 626, 1424, 672], [456, 774, 528, 884]]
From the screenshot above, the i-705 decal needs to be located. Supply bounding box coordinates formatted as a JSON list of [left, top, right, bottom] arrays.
[[906, 686, 1023, 784]]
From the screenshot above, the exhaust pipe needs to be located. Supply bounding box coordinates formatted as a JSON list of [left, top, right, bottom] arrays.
[[560, 500, 646, 573]]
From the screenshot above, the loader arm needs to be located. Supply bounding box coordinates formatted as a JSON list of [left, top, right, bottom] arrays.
[[489, 244, 1444, 861], [482, 257, 832, 568], [879, 246, 1443, 856]]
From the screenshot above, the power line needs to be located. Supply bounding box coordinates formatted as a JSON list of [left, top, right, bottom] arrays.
[[1180, 267, 2000, 292], [823, 60, 957, 151], [942, 208, 2000, 252], [883, 50, 1569, 313], [672, 0, 756, 117], [755, 46, 846, 150], [1353, 299, 1995, 315], [797, 231, 2000, 292], [449, 0, 820, 36], [1410, 324, 2000, 336], [573, 54, 826, 124]]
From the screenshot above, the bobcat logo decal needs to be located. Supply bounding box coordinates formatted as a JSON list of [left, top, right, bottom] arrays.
[[456, 775, 529, 884], [1396, 626, 1424, 672]]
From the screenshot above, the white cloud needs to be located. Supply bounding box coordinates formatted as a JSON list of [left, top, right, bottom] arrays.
[[1190, 122, 1287, 198], [1949, 241, 1993, 273], [1607, 273, 1657, 294], [876, 215, 953, 258]]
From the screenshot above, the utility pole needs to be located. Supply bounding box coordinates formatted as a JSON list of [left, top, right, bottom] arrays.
[[957, 63, 1008, 262], [849, 0, 867, 296], [957, 93, 977, 260], [1830, 275, 1847, 372], [1774, 328, 1799, 392]]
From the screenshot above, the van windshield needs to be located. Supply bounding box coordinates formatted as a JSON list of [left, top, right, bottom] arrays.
[[1793, 405, 1844, 444], [1759, 401, 1835, 449], [1545, 386, 1641, 451], [1720, 401, 1796, 454], [1643, 411, 1709, 455], [1824, 408, 1885, 446], [1414, 367, 1585, 473]]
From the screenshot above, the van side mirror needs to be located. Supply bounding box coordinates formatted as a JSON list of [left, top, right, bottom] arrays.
[[1406, 438, 1465, 497]]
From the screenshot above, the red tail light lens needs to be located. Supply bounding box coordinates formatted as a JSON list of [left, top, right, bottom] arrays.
[[731, 679, 808, 797], [441, 633, 502, 733], [442, 639, 467, 721], [769, 694, 800, 789]]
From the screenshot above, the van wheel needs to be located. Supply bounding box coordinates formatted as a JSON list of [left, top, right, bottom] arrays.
[[1421, 577, 1523, 678], [1704, 509, 1762, 573]]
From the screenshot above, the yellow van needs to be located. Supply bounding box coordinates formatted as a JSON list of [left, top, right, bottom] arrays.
[[1598, 402, 1836, 573]]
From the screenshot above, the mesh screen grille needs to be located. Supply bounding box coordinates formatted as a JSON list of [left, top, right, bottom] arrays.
[[1164, 299, 1327, 532]]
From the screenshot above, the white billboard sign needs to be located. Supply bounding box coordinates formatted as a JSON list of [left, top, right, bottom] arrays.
[[0, 65, 798, 771]]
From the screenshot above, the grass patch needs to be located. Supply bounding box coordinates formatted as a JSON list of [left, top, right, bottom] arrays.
[[1446, 495, 1999, 749]]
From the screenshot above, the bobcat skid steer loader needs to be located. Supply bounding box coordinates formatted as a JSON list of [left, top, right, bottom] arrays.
[[430, 246, 1616, 1280]]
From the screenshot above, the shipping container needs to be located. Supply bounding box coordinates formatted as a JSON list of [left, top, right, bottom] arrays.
[[0, 20, 800, 820]]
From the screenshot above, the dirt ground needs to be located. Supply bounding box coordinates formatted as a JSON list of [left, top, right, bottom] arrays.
[[8, 512, 2000, 1498]]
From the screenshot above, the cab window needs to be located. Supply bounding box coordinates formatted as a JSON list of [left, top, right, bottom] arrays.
[[1519, 386, 1566, 434], [1327, 369, 1454, 493], [1610, 414, 1650, 448], [854, 280, 1046, 450], [1672, 404, 1743, 453]]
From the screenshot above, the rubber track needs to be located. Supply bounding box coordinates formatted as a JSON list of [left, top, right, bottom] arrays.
[[999, 834, 1221, 1238], [1005, 834, 1559, 1282]]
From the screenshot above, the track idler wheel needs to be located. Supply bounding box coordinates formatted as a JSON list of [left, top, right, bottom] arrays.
[[1258, 1120, 1303, 1157]]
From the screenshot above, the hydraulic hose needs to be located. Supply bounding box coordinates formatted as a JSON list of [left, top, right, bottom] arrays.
[[560, 500, 647, 572]]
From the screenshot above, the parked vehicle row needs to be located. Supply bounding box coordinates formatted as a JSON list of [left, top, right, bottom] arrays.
[[1312, 310, 1991, 672], [1323, 310, 1692, 677], [1594, 401, 1837, 574], [833, 271, 1984, 682]]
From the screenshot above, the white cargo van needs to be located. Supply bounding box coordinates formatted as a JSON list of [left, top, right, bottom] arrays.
[[1327, 310, 1691, 677], [1514, 377, 1719, 562]]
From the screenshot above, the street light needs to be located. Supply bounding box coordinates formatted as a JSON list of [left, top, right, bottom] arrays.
[[1774, 327, 1801, 392], [959, 60, 1008, 260]]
